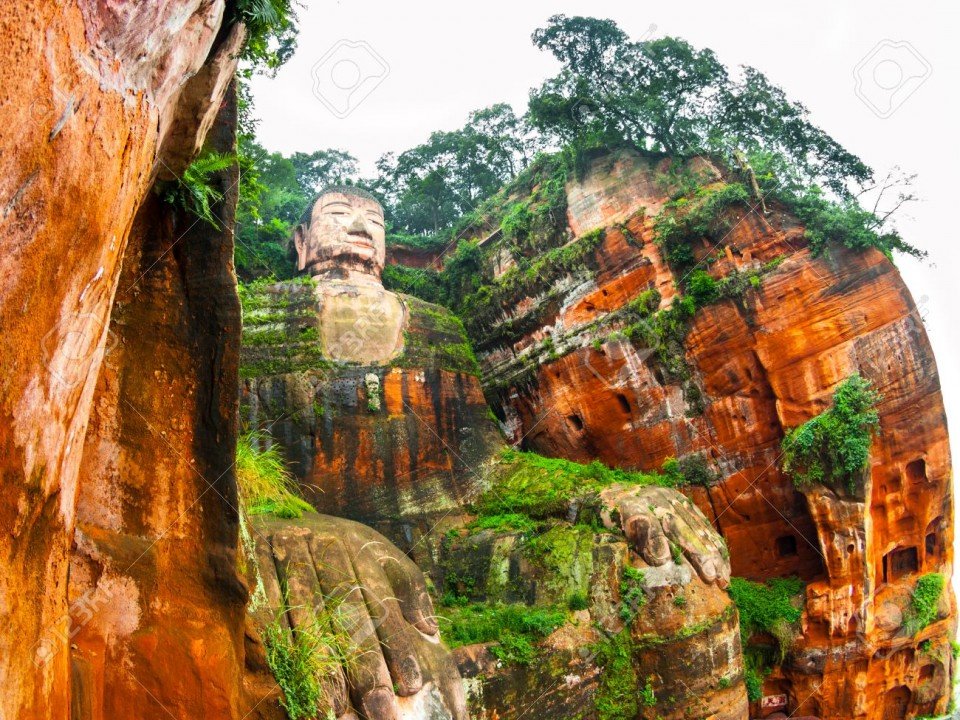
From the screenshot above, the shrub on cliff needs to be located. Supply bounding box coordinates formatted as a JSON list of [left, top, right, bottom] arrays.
[[905, 573, 946, 635], [728, 576, 804, 662], [781, 374, 880, 494]]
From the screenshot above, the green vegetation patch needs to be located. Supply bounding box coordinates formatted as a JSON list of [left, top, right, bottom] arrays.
[[236, 431, 314, 518], [437, 602, 566, 665], [781, 374, 880, 494], [592, 630, 640, 720], [653, 181, 750, 270], [473, 448, 673, 520], [906, 573, 945, 635], [728, 576, 804, 662], [262, 595, 360, 720]]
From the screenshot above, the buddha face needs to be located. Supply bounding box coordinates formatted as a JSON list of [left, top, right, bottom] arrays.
[[293, 191, 386, 281]]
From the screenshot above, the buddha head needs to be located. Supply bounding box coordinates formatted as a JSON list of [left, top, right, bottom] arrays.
[[293, 186, 387, 284]]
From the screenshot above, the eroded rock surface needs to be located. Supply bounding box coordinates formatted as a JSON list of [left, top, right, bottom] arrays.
[[0, 3, 247, 718], [442, 148, 955, 718]]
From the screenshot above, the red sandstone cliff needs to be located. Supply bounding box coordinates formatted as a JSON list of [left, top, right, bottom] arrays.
[[453, 149, 954, 719], [0, 4, 264, 718]]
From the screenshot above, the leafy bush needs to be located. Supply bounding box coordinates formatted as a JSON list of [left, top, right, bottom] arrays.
[[728, 576, 804, 661], [160, 152, 236, 228], [781, 374, 880, 493], [905, 573, 945, 634], [687, 270, 720, 307], [661, 453, 717, 487], [236, 431, 314, 518]]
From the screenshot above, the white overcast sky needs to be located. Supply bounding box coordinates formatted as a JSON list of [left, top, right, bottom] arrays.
[[252, 0, 959, 575]]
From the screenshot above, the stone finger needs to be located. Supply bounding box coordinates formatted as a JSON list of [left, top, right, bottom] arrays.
[[271, 526, 322, 630], [341, 526, 426, 696], [309, 532, 395, 707], [376, 542, 440, 635]]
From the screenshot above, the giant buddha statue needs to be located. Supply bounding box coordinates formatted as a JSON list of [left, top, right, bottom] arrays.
[[240, 187, 501, 542], [292, 186, 406, 364]]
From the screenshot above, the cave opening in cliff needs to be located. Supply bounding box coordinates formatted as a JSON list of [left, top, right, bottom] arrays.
[[906, 458, 928, 484], [883, 546, 919, 583], [775, 534, 798, 557]]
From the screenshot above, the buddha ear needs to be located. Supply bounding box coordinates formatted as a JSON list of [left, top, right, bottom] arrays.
[[292, 224, 308, 271]]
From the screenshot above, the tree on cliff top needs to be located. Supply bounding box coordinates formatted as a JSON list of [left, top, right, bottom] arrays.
[[528, 15, 871, 198], [371, 103, 540, 236]]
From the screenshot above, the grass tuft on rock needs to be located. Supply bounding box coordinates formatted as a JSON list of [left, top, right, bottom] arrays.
[[237, 431, 314, 518], [437, 602, 565, 665]]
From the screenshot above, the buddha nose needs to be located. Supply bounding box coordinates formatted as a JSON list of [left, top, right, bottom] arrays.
[[347, 211, 372, 237]]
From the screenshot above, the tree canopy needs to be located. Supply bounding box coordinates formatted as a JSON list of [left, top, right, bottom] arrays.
[[528, 15, 871, 197]]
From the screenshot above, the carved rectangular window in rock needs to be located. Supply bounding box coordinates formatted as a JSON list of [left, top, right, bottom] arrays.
[[906, 458, 927, 484], [615, 393, 631, 414], [776, 535, 798, 557], [883, 546, 919, 583], [567, 414, 584, 432]]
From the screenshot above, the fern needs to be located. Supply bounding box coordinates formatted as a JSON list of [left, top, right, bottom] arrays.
[[161, 152, 236, 228]]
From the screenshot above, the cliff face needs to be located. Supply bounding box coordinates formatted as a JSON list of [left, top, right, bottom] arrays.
[[0, 4, 255, 718], [452, 149, 954, 719]]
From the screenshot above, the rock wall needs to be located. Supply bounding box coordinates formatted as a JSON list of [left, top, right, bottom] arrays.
[[431, 464, 748, 720], [239, 282, 501, 538], [0, 3, 249, 718], [457, 149, 955, 719]]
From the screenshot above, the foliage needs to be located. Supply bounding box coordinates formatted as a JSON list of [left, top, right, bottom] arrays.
[[905, 573, 945, 635], [728, 576, 803, 661], [743, 651, 765, 702], [781, 374, 881, 493], [159, 152, 236, 228], [371, 104, 541, 235], [568, 591, 589, 611], [661, 454, 717, 487], [473, 448, 673, 521], [231, 0, 300, 75], [528, 16, 871, 196], [381, 264, 444, 304], [652, 181, 750, 269], [592, 630, 639, 720], [639, 677, 657, 707], [236, 431, 314, 518], [687, 270, 720, 306], [262, 619, 323, 720], [748, 151, 924, 259], [467, 512, 539, 535], [619, 565, 647, 620], [437, 602, 564, 664], [262, 596, 360, 720]]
